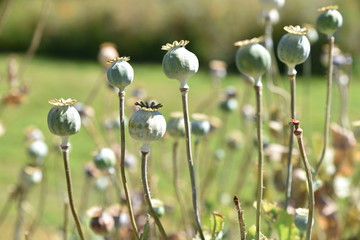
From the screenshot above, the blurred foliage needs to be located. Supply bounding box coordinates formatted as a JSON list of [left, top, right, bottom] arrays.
[[0, 0, 359, 71]]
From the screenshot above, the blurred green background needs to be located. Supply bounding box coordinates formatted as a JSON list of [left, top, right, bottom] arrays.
[[0, 0, 359, 72]]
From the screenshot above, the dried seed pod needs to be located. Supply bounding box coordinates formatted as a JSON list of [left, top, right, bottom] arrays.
[[167, 112, 185, 138], [87, 207, 115, 236], [93, 148, 116, 170], [191, 113, 210, 137]]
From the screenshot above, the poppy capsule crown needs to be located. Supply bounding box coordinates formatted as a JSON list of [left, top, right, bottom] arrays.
[[107, 57, 134, 91], [316, 5, 343, 37]]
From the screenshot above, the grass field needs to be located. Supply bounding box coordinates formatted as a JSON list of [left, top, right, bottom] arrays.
[[0, 54, 359, 239]]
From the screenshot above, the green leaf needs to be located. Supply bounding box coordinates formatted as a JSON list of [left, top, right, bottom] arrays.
[[210, 212, 224, 240], [140, 217, 151, 240], [274, 210, 300, 240]]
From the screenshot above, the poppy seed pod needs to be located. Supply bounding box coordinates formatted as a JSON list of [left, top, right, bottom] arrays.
[[316, 6, 343, 37], [87, 207, 115, 236], [294, 208, 312, 232], [219, 98, 238, 112], [167, 112, 185, 138], [235, 37, 271, 81], [162, 40, 199, 89], [107, 57, 134, 91], [27, 140, 48, 159], [128, 101, 166, 152], [152, 199, 165, 217], [277, 26, 311, 74], [19, 165, 42, 190], [93, 148, 116, 170], [191, 113, 210, 137], [47, 98, 81, 137]]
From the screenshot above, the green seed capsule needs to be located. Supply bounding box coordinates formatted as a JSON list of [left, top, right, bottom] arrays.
[[277, 25, 311, 73], [47, 98, 81, 137], [316, 6, 343, 37], [294, 208, 311, 232], [235, 38, 271, 80], [191, 113, 210, 137], [27, 140, 48, 159], [162, 40, 199, 89], [167, 112, 185, 138], [128, 102, 166, 151], [19, 165, 42, 190], [219, 98, 238, 112], [107, 57, 134, 91], [93, 148, 116, 170]]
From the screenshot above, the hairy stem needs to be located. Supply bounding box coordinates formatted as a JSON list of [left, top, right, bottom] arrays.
[[285, 73, 296, 209], [315, 36, 334, 177], [61, 145, 85, 240], [180, 87, 205, 240], [118, 91, 140, 240], [141, 151, 167, 240], [254, 80, 264, 240], [292, 120, 314, 240], [234, 195, 246, 240]]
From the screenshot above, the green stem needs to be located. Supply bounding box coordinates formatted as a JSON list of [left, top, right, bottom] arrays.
[[285, 73, 296, 209], [141, 150, 167, 240], [118, 91, 140, 240], [172, 140, 191, 237], [292, 121, 314, 240], [61, 144, 86, 240], [315, 36, 335, 177], [254, 79, 264, 240], [180, 87, 205, 240]]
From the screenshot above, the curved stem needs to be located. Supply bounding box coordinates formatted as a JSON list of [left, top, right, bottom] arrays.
[[292, 120, 314, 240], [172, 140, 191, 237], [285, 73, 296, 209], [118, 91, 140, 240], [141, 151, 167, 240], [61, 145, 85, 240], [315, 36, 334, 177], [254, 80, 264, 240], [180, 87, 205, 240]]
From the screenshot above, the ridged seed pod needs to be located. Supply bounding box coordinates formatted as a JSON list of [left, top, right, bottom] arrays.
[[235, 37, 271, 81], [167, 112, 185, 138], [128, 101, 166, 152], [316, 6, 343, 37], [162, 40, 199, 89], [277, 25, 311, 74], [93, 148, 116, 170], [47, 98, 81, 137], [107, 57, 134, 91]]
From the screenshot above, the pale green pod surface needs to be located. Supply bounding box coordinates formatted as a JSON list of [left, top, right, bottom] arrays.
[[277, 33, 310, 69], [167, 112, 185, 138], [107, 59, 134, 91], [219, 98, 238, 112], [191, 114, 210, 137], [162, 46, 199, 88], [128, 108, 166, 142], [93, 148, 116, 170], [27, 140, 48, 159], [316, 9, 343, 36], [235, 44, 271, 79], [294, 214, 308, 232], [47, 105, 81, 137]]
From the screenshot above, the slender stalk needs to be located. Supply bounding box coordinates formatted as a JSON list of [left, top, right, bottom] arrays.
[[0, 0, 13, 37], [180, 87, 205, 240], [233, 195, 246, 240], [285, 73, 296, 209], [61, 144, 85, 240], [18, 0, 50, 81], [118, 91, 140, 240], [314, 36, 335, 177], [172, 140, 191, 237], [63, 199, 69, 240], [14, 191, 26, 240], [291, 120, 314, 240], [0, 187, 17, 227], [141, 150, 167, 240], [254, 80, 264, 240]]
